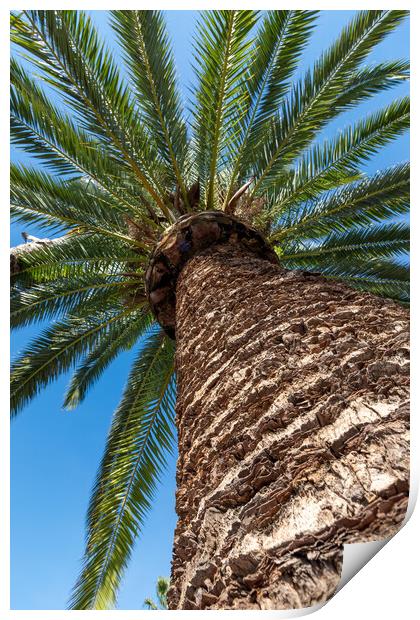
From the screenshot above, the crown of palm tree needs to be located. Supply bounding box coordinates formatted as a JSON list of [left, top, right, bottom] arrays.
[[10, 9, 409, 609], [144, 576, 170, 610]]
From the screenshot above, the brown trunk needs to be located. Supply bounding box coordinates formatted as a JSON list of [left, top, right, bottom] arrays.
[[168, 242, 409, 610]]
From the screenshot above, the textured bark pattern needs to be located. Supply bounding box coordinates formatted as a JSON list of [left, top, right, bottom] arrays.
[[145, 211, 278, 338], [169, 243, 409, 610]]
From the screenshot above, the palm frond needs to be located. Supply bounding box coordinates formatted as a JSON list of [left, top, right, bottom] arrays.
[[273, 163, 409, 241], [12, 10, 171, 217], [251, 10, 408, 194], [69, 328, 176, 609], [155, 576, 170, 609], [11, 60, 118, 181], [334, 59, 409, 111], [11, 62, 157, 228], [224, 10, 317, 204], [11, 276, 119, 328], [10, 232, 144, 293], [64, 309, 153, 410], [280, 222, 409, 262], [10, 307, 133, 416], [272, 96, 409, 213], [144, 598, 158, 610], [10, 165, 149, 249], [281, 255, 409, 302], [111, 10, 188, 203], [193, 10, 258, 208], [10, 270, 138, 328]]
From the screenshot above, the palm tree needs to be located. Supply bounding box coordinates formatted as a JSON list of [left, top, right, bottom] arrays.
[[144, 577, 170, 610], [10, 9, 409, 611]]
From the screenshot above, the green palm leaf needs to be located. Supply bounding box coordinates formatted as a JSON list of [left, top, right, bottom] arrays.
[[11, 307, 134, 416], [11, 65, 156, 231], [10, 233, 145, 294], [64, 309, 153, 409], [69, 328, 176, 609], [280, 222, 409, 263], [11, 61, 116, 182], [224, 10, 317, 203], [11, 274, 133, 328], [11, 10, 171, 217], [11, 165, 149, 248], [334, 59, 409, 111], [273, 163, 409, 242], [251, 10, 408, 194], [111, 10, 188, 202], [193, 10, 258, 208], [282, 255, 409, 302], [272, 97, 409, 214]]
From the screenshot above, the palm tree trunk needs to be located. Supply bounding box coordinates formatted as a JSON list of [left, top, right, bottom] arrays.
[[168, 242, 409, 610]]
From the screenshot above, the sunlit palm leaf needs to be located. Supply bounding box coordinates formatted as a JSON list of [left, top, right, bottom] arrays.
[[334, 59, 409, 111], [10, 232, 144, 294], [11, 307, 134, 416], [69, 328, 176, 609], [10, 164, 149, 248], [193, 10, 258, 208], [251, 10, 408, 194], [226, 10, 317, 201], [11, 10, 170, 216], [282, 255, 409, 302], [272, 97, 409, 213], [111, 10, 188, 200], [64, 309, 153, 409], [281, 222, 409, 262], [11, 274, 134, 328], [273, 163, 409, 241]]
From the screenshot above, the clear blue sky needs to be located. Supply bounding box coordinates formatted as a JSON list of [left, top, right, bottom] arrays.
[[10, 11, 409, 610]]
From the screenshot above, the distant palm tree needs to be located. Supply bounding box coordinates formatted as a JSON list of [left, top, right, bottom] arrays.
[[144, 577, 170, 610], [11, 10, 409, 611]]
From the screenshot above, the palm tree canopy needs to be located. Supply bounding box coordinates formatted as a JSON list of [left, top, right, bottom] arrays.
[[10, 9, 409, 609], [144, 576, 170, 609]]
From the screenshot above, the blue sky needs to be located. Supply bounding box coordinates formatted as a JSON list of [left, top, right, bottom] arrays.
[[10, 10, 409, 610]]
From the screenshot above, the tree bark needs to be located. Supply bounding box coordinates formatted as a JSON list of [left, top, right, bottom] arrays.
[[10, 236, 67, 276], [168, 242, 409, 610]]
